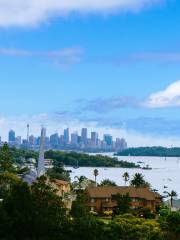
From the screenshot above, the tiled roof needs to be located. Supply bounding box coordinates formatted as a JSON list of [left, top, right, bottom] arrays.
[[86, 186, 157, 201]]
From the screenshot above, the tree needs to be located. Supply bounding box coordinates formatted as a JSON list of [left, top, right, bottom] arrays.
[[0, 172, 20, 199], [112, 193, 132, 215], [122, 172, 130, 186], [71, 193, 88, 218], [46, 159, 70, 181], [0, 143, 15, 173], [0, 175, 69, 240], [93, 169, 99, 186], [164, 190, 178, 208], [75, 175, 88, 184], [130, 173, 150, 188], [100, 179, 117, 186]]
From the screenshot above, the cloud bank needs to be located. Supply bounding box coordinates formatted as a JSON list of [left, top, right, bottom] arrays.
[[0, 0, 163, 27], [144, 80, 180, 108], [76, 81, 180, 112]]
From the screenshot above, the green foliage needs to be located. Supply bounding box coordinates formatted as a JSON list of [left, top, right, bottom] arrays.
[[106, 214, 163, 240], [0, 143, 15, 173], [131, 173, 151, 188], [117, 146, 180, 157], [113, 193, 132, 215], [0, 176, 69, 240], [100, 179, 117, 186], [71, 193, 88, 218], [159, 209, 180, 240], [46, 159, 70, 181], [0, 172, 20, 199], [45, 150, 139, 168]]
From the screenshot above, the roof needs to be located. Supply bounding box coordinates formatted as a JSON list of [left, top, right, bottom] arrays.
[[86, 186, 157, 201], [54, 179, 70, 186]]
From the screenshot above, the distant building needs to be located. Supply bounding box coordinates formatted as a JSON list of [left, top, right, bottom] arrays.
[[16, 136, 21, 145], [50, 133, 59, 148], [8, 130, 16, 143], [104, 134, 113, 146], [71, 132, 78, 146], [91, 132, 98, 147], [81, 128, 88, 145], [64, 128, 70, 144], [115, 138, 127, 152], [29, 135, 35, 146]]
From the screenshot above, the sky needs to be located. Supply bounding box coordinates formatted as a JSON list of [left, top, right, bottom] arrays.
[[1, 0, 180, 146]]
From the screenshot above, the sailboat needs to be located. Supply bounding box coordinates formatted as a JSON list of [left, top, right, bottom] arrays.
[[73, 159, 79, 169]]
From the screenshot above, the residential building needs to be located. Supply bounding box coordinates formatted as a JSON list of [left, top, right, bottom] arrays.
[[85, 186, 162, 214]]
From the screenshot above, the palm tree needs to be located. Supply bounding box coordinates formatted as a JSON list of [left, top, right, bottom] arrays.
[[122, 172, 130, 186], [164, 190, 178, 208], [130, 173, 150, 188], [93, 169, 99, 186]]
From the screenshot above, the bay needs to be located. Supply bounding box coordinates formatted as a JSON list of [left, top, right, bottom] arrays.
[[65, 153, 180, 197]]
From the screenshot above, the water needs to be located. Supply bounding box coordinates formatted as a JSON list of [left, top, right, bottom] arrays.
[[65, 154, 180, 197]]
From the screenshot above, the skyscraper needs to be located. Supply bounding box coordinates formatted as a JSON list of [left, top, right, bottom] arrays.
[[64, 128, 70, 145], [8, 130, 16, 143], [91, 132, 98, 147], [37, 127, 46, 177], [81, 128, 88, 145], [71, 132, 78, 146], [104, 134, 113, 146], [50, 133, 59, 147]]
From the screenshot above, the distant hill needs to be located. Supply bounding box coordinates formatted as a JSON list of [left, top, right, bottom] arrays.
[[116, 147, 180, 157]]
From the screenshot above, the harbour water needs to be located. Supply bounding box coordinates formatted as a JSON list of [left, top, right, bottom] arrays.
[[65, 154, 180, 197]]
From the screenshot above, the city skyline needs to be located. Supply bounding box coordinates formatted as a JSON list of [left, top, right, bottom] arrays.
[[2, 126, 127, 153], [1, 1, 180, 146]]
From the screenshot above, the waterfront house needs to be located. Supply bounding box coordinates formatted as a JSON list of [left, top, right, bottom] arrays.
[[85, 186, 162, 214]]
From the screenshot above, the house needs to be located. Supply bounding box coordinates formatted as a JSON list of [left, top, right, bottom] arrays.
[[51, 179, 76, 209], [52, 179, 71, 197], [85, 186, 162, 214]]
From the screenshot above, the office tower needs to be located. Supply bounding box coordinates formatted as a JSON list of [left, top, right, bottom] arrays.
[[50, 133, 59, 147], [45, 136, 50, 148], [104, 134, 113, 146], [81, 128, 88, 145], [115, 138, 127, 151], [59, 135, 64, 146], [64, 128, 70, 144], [36, 136, 41, 146], [37, 127, 46, 177], [29, 135, 35, 146], [8, 130, 16, 142], [71, 132, 78, 146], [16, 136, 21, 145], [0, 136, 1, 143], [91, 132, 98, 147], [27, 124, 30, 143]]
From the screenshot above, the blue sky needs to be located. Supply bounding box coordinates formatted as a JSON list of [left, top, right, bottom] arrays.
[[0, 0, 180, 146]]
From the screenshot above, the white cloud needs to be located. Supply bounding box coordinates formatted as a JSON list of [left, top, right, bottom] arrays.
[[0, 0, 163, 27], [0, 47, 82, 65], [144, 80, 180, 108]]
